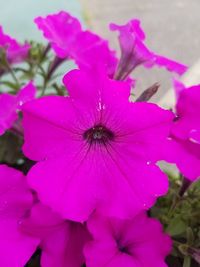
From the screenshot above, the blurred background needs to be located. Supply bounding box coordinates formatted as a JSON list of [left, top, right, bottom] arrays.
[[0, 0, 200, 100]]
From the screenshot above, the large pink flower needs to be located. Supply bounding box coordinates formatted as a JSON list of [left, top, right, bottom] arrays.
[[84, 212, 171, 267], [21, 203, 90, 267], [34, 11, 117, 76], [110, 20, 187, 80], [0, 82, 36, 135], [0, 165, 39, 267], [163, 81, 200, 180], [22, 68, 173, 222], [0, 26, 30, 64]]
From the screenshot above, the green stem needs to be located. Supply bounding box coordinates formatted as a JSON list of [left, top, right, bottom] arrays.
[[183, 256, 191, 267], [5, 62, 20, 89]]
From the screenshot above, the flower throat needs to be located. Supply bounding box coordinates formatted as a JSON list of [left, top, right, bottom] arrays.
[[83, 124, 114, 144]]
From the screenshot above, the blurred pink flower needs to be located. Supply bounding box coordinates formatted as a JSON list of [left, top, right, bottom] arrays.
[[21, 203, 90, 267], [34, 11, 117, 76], [22, 68, 173, 222], [34, 11, 82, 59], [110, 19, 187, 80], [163, 81, 200, 180], [85, 212, 171, 267], [0, 82, 36, 135], [0, 165, 39, 267], [0, 26, 30, 64]]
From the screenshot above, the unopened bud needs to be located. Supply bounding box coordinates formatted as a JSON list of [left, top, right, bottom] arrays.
[[135, 83, 159, 102]]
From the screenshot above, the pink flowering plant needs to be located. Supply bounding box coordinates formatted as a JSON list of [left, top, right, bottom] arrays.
[[0, 11, 200, 267]]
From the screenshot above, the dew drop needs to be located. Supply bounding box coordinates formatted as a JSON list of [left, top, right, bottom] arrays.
[[146, 161, 151, 165], [19, 101, 24, 106], [189, 137, 199, 144], [17, 158, 25, 165]]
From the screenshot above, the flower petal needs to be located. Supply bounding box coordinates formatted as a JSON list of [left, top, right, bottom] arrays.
[[0, 165, 39, 267], [22, 203, 89, 267], [22, 95, 93, 161], [34, 11, 82, 58]]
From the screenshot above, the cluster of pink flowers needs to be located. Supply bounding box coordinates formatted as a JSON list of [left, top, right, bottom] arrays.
[[0, 10, 199, 267]]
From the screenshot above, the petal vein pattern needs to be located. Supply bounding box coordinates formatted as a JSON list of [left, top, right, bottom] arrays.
[[22, 69, 173, 221]]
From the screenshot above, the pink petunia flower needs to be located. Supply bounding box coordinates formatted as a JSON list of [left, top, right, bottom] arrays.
[[0, 26, 30, 64], [21, 203, 90, 267], [163, 81, 200, 181], [34, 11, 82, 59], [34, 11, 117, 76], [0, 81, 36, 135], [110, 20, 187, 80], [84, 212, 172, 267], [22, 68, 173, 222], [0, 164, 39, 267]]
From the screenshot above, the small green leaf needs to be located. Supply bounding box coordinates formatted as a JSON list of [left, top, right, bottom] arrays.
[[0, 80, 20, 90], [166, 217, 187, 236]]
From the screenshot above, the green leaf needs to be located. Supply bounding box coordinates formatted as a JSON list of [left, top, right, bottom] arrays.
[[166, 217, 187, 236], [0, 80, 20, 91]]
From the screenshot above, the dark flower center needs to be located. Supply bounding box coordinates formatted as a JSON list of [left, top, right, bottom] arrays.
[[116, 239, 131, 255], [83, 124, 114, 144]]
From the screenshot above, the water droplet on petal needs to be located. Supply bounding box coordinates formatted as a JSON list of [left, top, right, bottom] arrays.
[[19, 101, 24, 106], [189, 137, 199, 144], [146, 161, 151, 165]]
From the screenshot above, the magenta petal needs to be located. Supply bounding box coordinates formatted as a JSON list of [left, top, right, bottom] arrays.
[[63, 68, 131, 110], [163, 83, 200, 180], [27, 152, 101, 222], [7, 42, 30, 64], [35, 12, 117, 75], [85, 212, 171, 267], [108, 101, 174, 163], [172, 84, 200, 140], [0, 25, 30, 64], [163, 138, 200, 181], [173, 79, 186, 100], [17, 81, 37, 108], [98, 149, 169, 214], [0, 93, 17, 135], [23, 68, 173, 221], [110, 19, 187, 79], [153, 55, 187, 75], [22, 204, 89, 267], [22, 95, 90, 161], [189, 129, 200, 144], [34, 11, 82, 58], [0, 82, 36, 135], [165, 83, 200, 180], [27, 147, 145, 221], [0, 165, 39, 267], [71, 30, 117, 76]]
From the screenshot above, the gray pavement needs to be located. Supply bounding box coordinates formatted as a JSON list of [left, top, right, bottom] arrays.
[[80, 0, 200, 100]]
